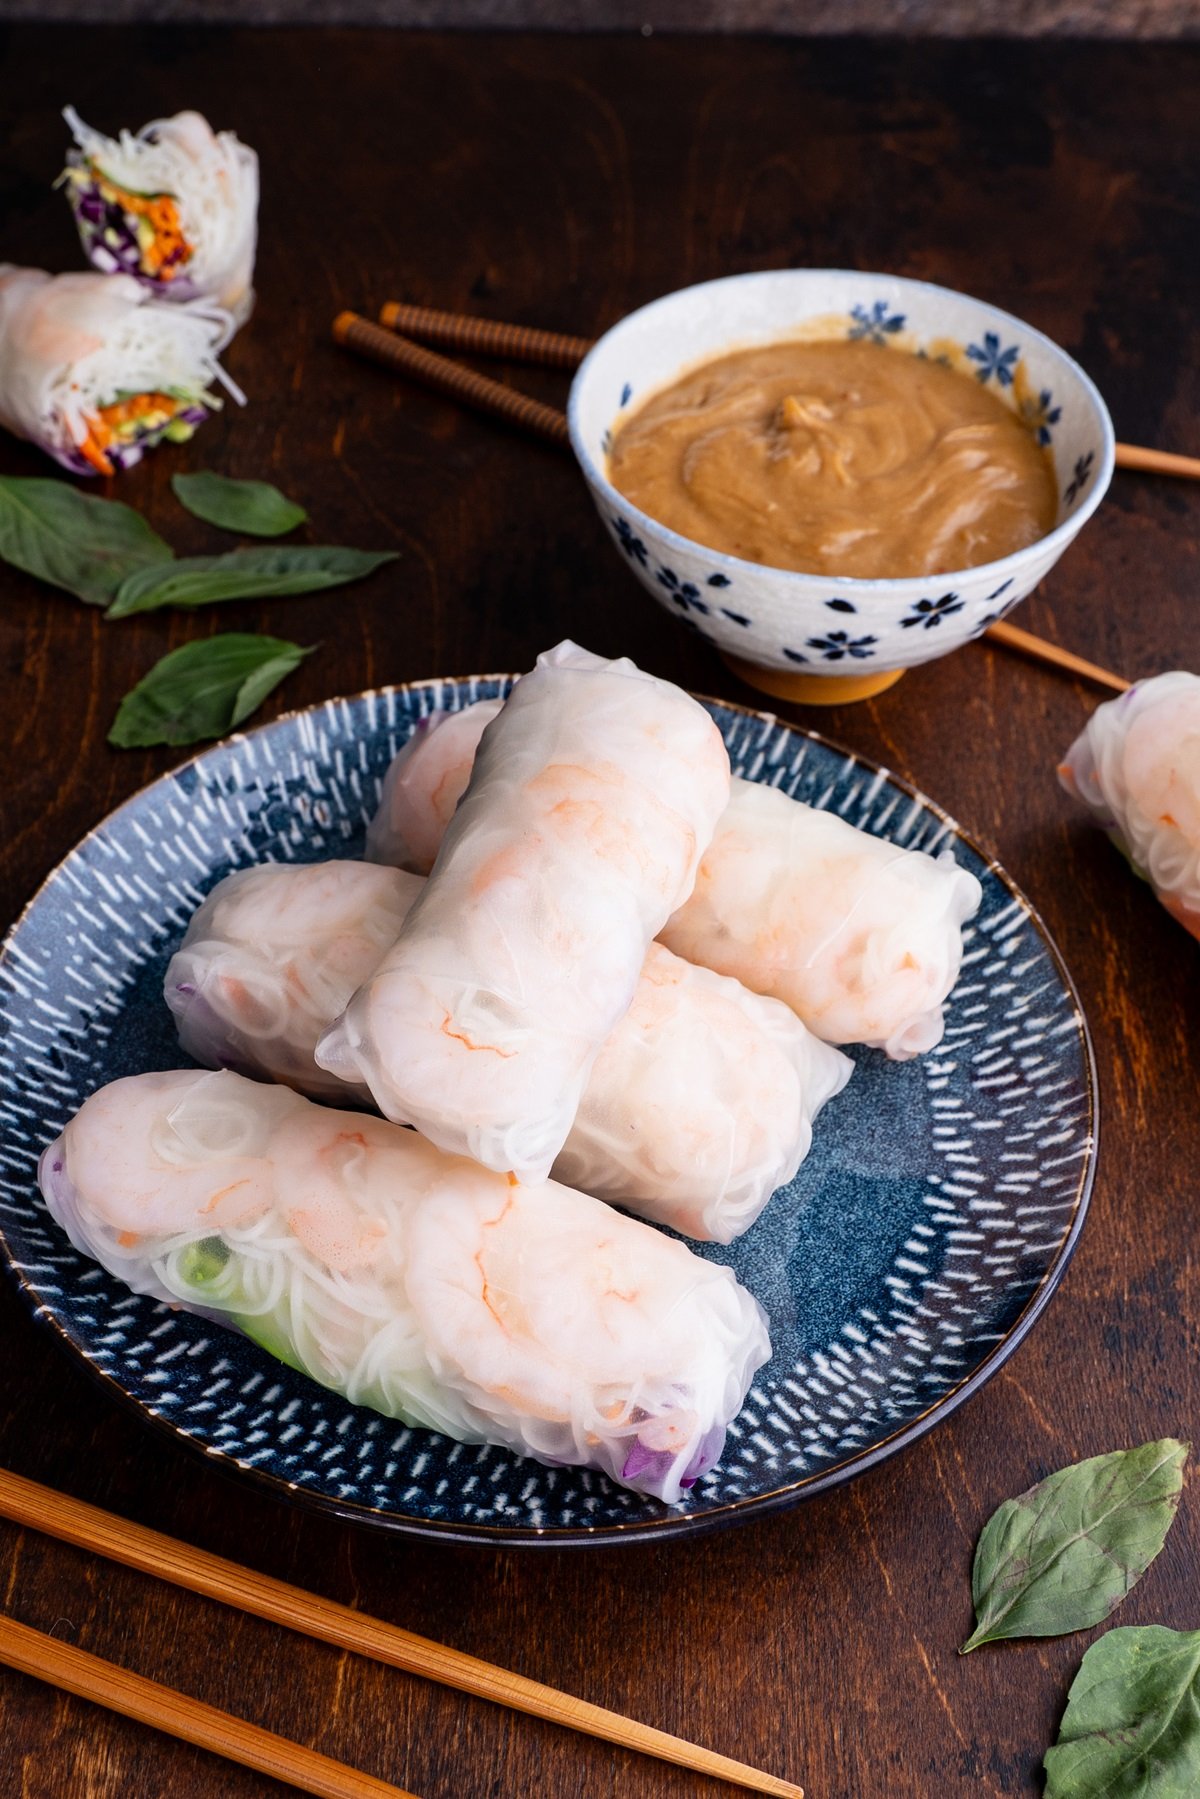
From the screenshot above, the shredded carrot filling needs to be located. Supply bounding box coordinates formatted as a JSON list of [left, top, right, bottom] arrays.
[[77, 433, 115, 477], [92, 164, 193, 279], [78, 391, 180, 476]]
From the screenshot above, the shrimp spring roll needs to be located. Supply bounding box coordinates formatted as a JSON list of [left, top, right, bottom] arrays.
[[317, 642, 732, 1182], [168, 861, 423, 1104], [659, 781, 983, 1059], [366, 700, 504, 871], [365, 698, 983, 1058], [40, 1071, 770, 1502], [62, 107, 259, 326], [1058, 670, 1200, 941], [0, 266, 238, 476], [167, 861, 852, 1242]]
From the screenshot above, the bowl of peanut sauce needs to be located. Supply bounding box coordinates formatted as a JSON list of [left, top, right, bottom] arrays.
[[568, 271, 1114, 704]]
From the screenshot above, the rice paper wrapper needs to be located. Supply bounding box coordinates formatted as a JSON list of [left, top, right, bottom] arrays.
[[366, 699, 504, 873], [318, 641, 732, 1183], [556, 942, 853, 1242], [40, 1070, 771, 1503], [661, 779, 982, 1059], [166, 861, 425, 1104], [1058, 669, 1200, 940]]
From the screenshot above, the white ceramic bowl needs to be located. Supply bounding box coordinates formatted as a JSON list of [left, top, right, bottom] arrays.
[[568, 270, 1115, 703]]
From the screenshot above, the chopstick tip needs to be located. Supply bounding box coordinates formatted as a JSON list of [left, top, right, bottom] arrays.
[[332, 310, 361, 344]]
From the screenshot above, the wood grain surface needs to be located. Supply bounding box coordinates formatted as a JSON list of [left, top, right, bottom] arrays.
[[7, 4, 1200, 36], [0, 29, 1198, 1799]]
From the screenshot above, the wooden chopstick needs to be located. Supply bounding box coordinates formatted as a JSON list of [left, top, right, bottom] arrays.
[[340, 306, 1131, 694], [983, 619, 1131, 692], [0, 1467, 803, 1799], [333, 313, 570, 448], [1115, 442, 1200, 480], [379, 302, 592, 370], [0, 1611, 416, 1799]]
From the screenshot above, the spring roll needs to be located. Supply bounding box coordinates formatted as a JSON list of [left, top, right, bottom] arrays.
[[167, 861, 852, 1242], [40, 1070, 770, 1503], [365, 697, 982, 1058], [62, 107, 258, 327], [659, 781, 983, 1059], [0, 266, 238, 476], [1058, 670, 1200, 940], [168, 861, 421, 1104], [366, 700, 504, 871], [317, 642, 732, 1182]]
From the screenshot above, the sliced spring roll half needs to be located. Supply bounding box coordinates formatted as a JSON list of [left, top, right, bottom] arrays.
[[365, 698, 983, 1058], [317, 642, 732, 1183], [0, 266, 239, 477], [167, 861, 852, 1242], [62, 107, 259, 327], [40, 1070, 770, 1502], [1058, 669, 1200, 941]]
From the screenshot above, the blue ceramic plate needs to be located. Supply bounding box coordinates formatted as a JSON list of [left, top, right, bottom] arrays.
[[0, 681, 1096, 1546]]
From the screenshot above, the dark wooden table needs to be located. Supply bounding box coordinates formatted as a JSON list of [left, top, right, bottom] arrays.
[[1, 28, 1198, 1799]]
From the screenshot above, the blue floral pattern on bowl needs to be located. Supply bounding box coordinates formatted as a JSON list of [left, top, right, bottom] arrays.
[[656, 564, 710, 614], [848, 300, 906, 344], [967, 331, 1021, 387], [1065, 452, 1095, 505], [901, 593, 965, 630], [1023, 389, 1062, 447], [612, 514, 648, 566], [805, 630, 879, 662]]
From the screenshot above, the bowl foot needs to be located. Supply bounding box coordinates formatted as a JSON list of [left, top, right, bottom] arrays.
[[720, 653, 906, 706]]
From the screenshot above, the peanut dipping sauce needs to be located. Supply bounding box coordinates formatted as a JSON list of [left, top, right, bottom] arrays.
[[607, 339, 1059, 579]]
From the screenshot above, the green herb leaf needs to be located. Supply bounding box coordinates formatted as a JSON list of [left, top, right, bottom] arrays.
[[962, 1440, 1188, 1653], [109, 633, 314, 748], [171, 471, 308, 537], [0, 476, 174, 607], [107, 546, 398, 617], [1045, 1626, 1200, 1796]]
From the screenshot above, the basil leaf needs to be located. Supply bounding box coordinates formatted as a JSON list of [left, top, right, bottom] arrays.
[[171, 471, 308, 537], [109, 634, 314, 748], [1045, 1626, 1200, 1796], [107, 546, 397, 617], [0, 476, 174, 607], [962, 1440, 1188, 1653]]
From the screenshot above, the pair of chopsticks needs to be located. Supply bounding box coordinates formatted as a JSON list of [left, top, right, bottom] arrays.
[[0, 1466, 803, 1799], [334, 301, 1198, 698]]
